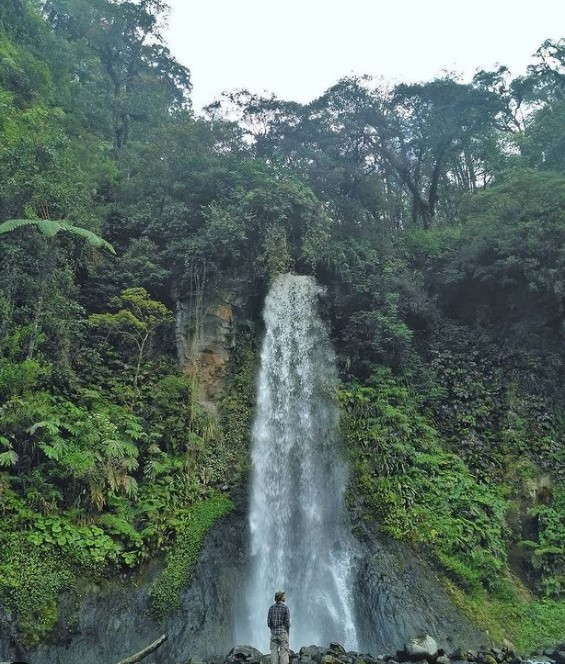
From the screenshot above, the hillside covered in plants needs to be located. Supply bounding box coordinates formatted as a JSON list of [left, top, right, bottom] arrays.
[[1, 0, 565, 653]]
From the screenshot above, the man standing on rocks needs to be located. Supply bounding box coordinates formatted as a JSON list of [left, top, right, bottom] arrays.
[[267, 591, 290, 664]]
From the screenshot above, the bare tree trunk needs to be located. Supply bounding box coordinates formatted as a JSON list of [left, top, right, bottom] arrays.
[[114, 634, 167, 664]]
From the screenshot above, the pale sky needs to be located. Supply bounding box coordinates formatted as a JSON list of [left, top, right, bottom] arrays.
[[164, 0, 565, 111]]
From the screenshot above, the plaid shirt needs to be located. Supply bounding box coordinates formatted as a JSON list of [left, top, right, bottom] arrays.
[[267, 601, 290, 636]]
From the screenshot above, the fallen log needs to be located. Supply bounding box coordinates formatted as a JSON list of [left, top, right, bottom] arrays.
[[114, 634, 167, 664]]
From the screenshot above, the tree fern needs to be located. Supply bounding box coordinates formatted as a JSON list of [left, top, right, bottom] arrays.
[[0, 219, 115, 254]]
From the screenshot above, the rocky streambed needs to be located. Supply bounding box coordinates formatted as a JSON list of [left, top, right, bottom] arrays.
[[221, 638, 565, 664], [3, 635, 565, 664]]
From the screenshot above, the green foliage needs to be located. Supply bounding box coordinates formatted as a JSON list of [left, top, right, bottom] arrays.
[[455, 171, 565, 307], [520, 102, 565, 171], [27, 515, 127, 568], [0, 31, 52, 107], [0, 356, 49, 399], [0, 389, 143, 511], [340, 368, 510, 589], [172, 166, 331, 292], [322, 239, 426, 377], [0, 530, 74, 646], [423, 340, 510, 477], [149, 494, 233, 621], [516, 599, 565, 651], [42, 0, 191, 148], [0, 359, 243, 642], [0, 101, 103, 221], [442, 172, 565, 399], [88, 288, 174, 396], [216, 330, 258, 479], [141, 373, 194, 455], [522, 489, 565, 597], [446, 583, 565, 654]]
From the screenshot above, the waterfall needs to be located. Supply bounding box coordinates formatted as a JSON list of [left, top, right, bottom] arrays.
[[238, 274, 359, 651]]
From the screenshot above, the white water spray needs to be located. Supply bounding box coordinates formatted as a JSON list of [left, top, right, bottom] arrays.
[[237, 274, 359, 651]]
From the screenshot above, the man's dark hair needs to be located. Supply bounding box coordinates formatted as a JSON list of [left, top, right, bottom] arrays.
[[274, 591, 285, 602]]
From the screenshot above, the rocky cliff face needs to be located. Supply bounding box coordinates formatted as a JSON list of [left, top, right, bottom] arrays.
[[0, 489, 489, 664], [0, 493, 248, 664], [354, 522, 487, 653], [174, 286, 243, 414]]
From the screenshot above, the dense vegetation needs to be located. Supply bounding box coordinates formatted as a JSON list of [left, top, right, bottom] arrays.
[[1, 0, 565, 652]]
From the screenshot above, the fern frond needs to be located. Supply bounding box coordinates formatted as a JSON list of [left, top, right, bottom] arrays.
[[0, 219, 116, 253], [27, 420, 61, 435], [0, 450, 18, 466], [58, 222, 116, 254], [0, 218, 60, 237]]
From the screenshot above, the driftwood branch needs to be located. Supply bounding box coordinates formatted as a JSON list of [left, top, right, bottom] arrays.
[[115, 634, 168, 664]]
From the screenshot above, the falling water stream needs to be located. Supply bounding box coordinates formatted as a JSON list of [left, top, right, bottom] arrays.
[[237, 274, 359, 651]]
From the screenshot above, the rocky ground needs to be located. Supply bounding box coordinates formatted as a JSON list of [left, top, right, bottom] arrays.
[[219, 637, 565, 664], [3, 633, 565, 664]]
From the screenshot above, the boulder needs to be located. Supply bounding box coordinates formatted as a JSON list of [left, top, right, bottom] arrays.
[[226, 646, 264, 664], [355, 655, 381, 664], [300, 646, 327, 662], [404, 636, 438, 661], [329, 643, 347, 657], [320, 656, 340, 664]]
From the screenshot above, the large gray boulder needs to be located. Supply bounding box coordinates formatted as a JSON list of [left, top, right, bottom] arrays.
[[404, 635, 438, 660]]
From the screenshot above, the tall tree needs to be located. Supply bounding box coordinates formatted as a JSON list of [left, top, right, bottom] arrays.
[[363, 78, 504, 227], [42, 0, 191, 148], [517, 39, 565, 170]]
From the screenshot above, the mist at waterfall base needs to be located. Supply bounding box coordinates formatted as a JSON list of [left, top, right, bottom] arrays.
[[236, 274, 360, 652]]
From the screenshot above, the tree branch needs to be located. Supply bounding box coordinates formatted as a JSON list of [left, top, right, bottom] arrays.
[[114, 634, 167, 664]]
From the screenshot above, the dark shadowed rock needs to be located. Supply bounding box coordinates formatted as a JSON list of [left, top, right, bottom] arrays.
[[356, 654, 381, 664], [329, 643, 347, 657], [300, 646, 327, 662], [354, 521, 488, 654], [320, 655, 340, 664], [226, 645, 264, 664]]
